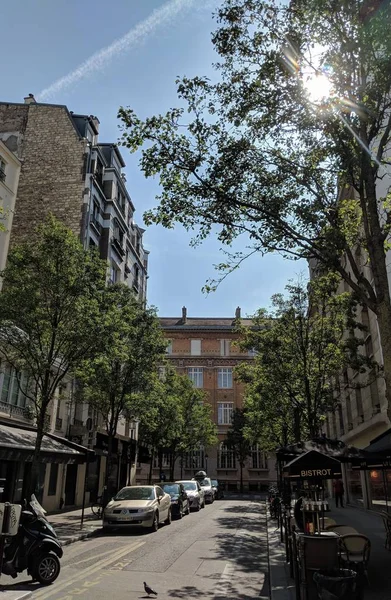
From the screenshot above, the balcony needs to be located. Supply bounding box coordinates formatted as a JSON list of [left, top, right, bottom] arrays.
[[0, 167, 5, 182], [0, 401, 33, 421], [111, 236, 125, 257], [55, 417, 63, 431], [132, 277, 139, 291], [90, 215, 102, 235]]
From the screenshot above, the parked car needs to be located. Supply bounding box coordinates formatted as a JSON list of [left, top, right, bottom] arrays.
[[176, 480, 205, 511], [161, 482, 190, 519], [103, 485, 172, 532], [196, 477, 215, 503], [211, 479, 224, 500]]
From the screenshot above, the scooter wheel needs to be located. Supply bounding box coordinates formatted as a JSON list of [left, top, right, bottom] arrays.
[[31, 553, 60, 585]]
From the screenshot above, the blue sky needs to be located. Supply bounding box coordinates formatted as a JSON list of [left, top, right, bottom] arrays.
[[3, 0, 304, 317]]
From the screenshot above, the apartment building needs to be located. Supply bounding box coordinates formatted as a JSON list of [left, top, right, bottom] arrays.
[[137, 307, 277, 492], [0, 95, 148, 300], [0, 140, 21, 288], [0, 96, 146, 508]]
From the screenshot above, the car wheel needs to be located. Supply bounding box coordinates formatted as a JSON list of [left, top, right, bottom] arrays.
[[201, 499, 205, 509], [195, 500, 201, 511], [30, 553, 60, 585], [178, 503, 183, 519], [186, 502, 190, 515], [150, 512, 159, 532], [165, 508, 172, 525]]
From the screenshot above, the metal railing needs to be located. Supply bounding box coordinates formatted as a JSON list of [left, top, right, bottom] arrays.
[[0, 401, 32, 419], [55, 417, 63, 430], [0, 167, 5, 182]]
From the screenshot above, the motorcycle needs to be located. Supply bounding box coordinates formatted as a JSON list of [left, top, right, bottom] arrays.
[[1, 495, 62, 585]]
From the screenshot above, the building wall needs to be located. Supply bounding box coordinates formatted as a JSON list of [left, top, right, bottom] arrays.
[[137, 312, 277, 491], [0, 141, 21, 285], [0, 102, 87, 243]]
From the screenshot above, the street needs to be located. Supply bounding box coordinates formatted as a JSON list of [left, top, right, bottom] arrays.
[[0, 498, 269, 600]]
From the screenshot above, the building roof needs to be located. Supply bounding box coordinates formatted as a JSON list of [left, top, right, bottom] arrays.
[[159, 317, 253, 330]]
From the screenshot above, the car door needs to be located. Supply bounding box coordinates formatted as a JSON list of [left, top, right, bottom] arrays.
[[179, 484, 188, 511], [156, 486, 169, 520]]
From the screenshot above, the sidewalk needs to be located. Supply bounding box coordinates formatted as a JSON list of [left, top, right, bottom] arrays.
[[328, 504, 390, 600], [266, 503, 391, 600], [47, 507, 103, 546]]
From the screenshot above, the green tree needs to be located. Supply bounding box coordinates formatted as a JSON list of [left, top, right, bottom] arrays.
[[136, 368, 217, 481], [0, 216, 107, 496], [78, 285, 166, 500], [225, 408, 253, 493], [236, 276, 372, 445], [118, 0, 391, 417]]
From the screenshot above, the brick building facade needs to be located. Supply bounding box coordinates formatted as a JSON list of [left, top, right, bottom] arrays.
[[137, 307, 277, 492]]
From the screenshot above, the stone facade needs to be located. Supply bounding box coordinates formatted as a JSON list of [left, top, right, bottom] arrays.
[[0, 102, 87, 243], [137, 308, 277, 492]]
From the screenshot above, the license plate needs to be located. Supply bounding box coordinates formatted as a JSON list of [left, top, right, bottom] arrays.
[[120, 516, 134, 521]]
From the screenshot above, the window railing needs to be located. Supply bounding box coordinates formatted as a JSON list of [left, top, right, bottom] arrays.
[[0, 167, 5, 182], [90, 215, 101, 234], [73, 418, 84, 426], [0, 401, 32, 420]]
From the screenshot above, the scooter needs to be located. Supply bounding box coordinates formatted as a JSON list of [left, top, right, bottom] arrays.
[[1, 496, 63, 585]]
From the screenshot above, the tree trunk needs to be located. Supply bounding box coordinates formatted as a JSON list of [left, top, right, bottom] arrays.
[[27, 411, 46, 499], [240, 462, 244, 494], [375, 300, 391, 422], [169, 452, 176, 481], [148, 449, 154, 484], [293, 408, 301, 442], [103, 434, 114, 507], [158, 448, 163, 481]]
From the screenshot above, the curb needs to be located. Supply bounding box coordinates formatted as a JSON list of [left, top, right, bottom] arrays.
[[266, 512, 295, 600], [59, 527, 102, 547]]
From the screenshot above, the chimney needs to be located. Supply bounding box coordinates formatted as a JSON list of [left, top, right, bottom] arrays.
[[90, 115, 100, 133], [24, 94, 36, 104], [235, 306, 241, 320], [181, 306, 187, 324]]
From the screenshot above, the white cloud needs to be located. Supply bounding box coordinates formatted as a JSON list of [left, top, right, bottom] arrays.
[[37, 0, 199, 101]]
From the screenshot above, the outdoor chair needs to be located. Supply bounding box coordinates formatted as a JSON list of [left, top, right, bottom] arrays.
[[381, 511, 391, 551], [326, 525, 358, 536], [322, 517, 336, 530], [339, 534, 371, 584]]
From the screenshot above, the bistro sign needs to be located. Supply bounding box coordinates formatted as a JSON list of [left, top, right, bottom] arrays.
[[301, 468, 334, 478]]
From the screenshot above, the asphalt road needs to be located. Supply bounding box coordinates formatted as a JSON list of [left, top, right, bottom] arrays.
[[1, 498, 270, 600]]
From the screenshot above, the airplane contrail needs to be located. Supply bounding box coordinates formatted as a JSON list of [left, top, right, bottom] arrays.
[[37, 0, 198, 101]]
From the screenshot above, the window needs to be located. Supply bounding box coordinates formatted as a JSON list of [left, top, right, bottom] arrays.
[[218, 443, 235, 469], [153, 453, 170, 468], [218, 368, 232, 388], [251, 445, 268, 469], [48, 463, 59, 496], [133, 265, 139, 290], [0, 365, 27, 408], [248, 347, 257, 357], [188, 368, 203, 388], [218, 402, 233, 425], [0, 158, 6, 182], [185, 446, 205, 469], [113, 220, 123, 245], [166, 340, 172, 355], [220, 339, 230, 357], [190, 339, 201, 356], [91, 198, 101, 233], [110, 263, 118, 284]]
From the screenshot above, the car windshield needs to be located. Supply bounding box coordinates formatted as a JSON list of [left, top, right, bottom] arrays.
[[114, 487, 155, 501], [163, 484, 180, 495], [181, 482, 197, 491], [199, 478, 211, 487]]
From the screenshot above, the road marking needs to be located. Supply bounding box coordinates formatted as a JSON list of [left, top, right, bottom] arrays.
[[33, 540, 145, 600], [67, 549, 114, 567]]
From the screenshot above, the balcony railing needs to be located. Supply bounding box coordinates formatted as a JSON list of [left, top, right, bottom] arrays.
[[0, 167, 5, 182], [0, 401, 33, 420], [55, 417, 63, 431], [90, 216, 102, 234], [73, 418, 84, 427]]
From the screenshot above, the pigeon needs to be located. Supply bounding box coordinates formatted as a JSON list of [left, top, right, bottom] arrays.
[[144, 582, 158, 596]]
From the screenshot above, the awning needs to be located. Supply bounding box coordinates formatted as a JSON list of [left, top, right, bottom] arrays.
[[283, 450, 342, 479], [365, 428, 391, 456], [0, 422, 94, 464]]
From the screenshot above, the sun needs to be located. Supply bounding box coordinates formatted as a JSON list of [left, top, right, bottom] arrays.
[[302, 70, 333, 104]]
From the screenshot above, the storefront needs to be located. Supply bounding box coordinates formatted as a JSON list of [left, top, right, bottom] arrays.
[[0, 420, 93, 510]]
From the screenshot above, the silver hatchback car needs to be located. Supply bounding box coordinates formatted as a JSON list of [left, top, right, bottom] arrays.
[[103, 485, 172, 532], [176, 480, 205, 511]]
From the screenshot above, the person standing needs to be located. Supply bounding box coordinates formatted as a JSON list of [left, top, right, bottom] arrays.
[[334, 478, 345, 508]]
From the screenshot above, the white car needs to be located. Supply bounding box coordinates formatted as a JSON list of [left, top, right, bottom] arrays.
[[103, 485, 172, 532], [176, 480, 205, 511]]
